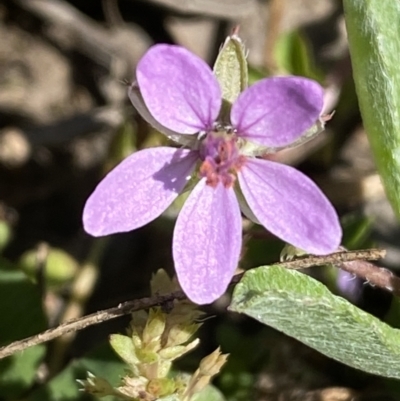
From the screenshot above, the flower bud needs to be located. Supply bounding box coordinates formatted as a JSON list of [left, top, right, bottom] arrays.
[[147, 377, 176, 397], [143, 307, 166, 346], [198, 348, 228, 377], [109, 334, 138, 373], [159, 339, 200, 361], [78, 372, 115, 397], [166, 322, 200, 347]]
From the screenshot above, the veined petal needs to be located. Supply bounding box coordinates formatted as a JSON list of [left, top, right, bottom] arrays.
[[238, 158, 341, 254], [231, 77, 324, 147], [173, 179, 242, 304], [83, 147, 198, 236], [137, 44, 222, 134], [128, 83, 198, 148]]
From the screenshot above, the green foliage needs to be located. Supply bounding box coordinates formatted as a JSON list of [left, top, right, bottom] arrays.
[[79, 270, 227, 401], [340, 213, 373, 250], [344, 0, 400, 219], [230, 265, 400, 378], [107, 120, 137, 169], [28, 345, 126, 401], [216, 322, 268, 401], [0, 220, 11, 252], [0, 265, 47, 398], [247, 30, 323, 85], [18, 247, 78, 289], [274, 31, 323, 81]]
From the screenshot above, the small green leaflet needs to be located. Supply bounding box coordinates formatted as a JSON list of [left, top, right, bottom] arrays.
[[230, 265, 400, 378]]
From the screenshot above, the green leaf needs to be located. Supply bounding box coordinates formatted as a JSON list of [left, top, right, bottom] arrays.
[[28, 344, 125, 401], [230, 265, 400, 378], [274, 31, 322, 81], [0, 266, 47, 398], [343, 1, 400, 218]]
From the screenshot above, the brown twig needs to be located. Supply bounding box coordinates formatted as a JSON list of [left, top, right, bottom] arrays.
[[0, 248, 386, 360], [264, 0, 285, 72], [102, 0, 124, 27], [277, 248, 385, 271], [339, 259, 400, 296], [0, 291, 186, 360]]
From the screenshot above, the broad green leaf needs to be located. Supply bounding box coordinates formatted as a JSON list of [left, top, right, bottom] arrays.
[[0, 266, 47, 398], [343, 1, 400, 218], [230, 265, 400, 378]]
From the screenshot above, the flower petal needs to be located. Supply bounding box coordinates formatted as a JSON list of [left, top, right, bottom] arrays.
[[173, 179, 242, 304], [137, 44, 221, 134], [337, 269, 363, 303], [128, 83, 198, 148], [83, 147, 198, 236], [231, 77, 324, 147], [238, 158, 341, 254]]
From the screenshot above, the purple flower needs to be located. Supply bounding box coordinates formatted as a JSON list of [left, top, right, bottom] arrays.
[[336, 268, 364, 304], [83, 44, 341, 304]]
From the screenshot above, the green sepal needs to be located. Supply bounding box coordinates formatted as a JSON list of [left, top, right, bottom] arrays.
[[213, 33, 248, 110]]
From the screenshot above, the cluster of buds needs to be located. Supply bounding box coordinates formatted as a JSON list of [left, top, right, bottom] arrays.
[[79, 270, 228, 401]]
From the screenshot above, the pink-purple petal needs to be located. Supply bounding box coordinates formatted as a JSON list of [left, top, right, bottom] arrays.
[[128, 84, 199, 148], [238, 158, 341, 254], [173, 179, 242, 304], [83, 147, 198, 236], [231, 77, 324, 147], [136, 44, 222, 134]]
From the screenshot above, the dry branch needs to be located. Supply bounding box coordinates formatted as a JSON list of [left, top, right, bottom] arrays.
[[0, 248, 387, 360]]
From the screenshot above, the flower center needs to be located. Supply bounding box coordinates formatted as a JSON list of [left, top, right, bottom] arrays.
[[199, 130, 246, 188]]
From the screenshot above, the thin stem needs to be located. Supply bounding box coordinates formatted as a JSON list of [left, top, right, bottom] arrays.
[[0, 248, 386, 360], [0, 291, 186, 360]]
